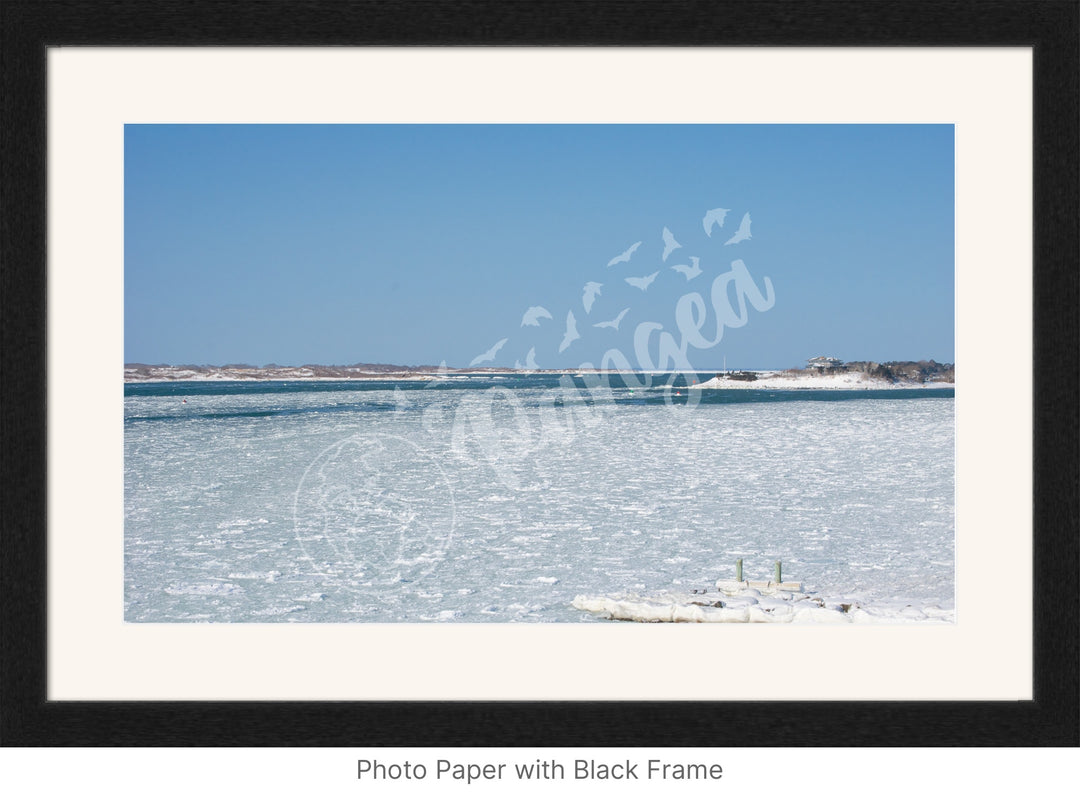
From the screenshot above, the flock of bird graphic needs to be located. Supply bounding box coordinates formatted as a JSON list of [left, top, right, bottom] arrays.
[[468, 207, 753, 369]]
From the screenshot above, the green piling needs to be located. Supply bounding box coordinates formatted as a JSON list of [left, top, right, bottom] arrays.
[[735, 559, 743, 582], [774, 560, 782, 583]]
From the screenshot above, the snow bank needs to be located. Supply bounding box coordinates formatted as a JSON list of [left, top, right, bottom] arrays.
[[696, 372, 953, 391], [572, 588, 953, 624]]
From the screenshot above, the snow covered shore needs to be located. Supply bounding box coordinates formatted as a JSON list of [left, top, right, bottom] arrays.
[[124, 364, 954, 388], [573, 586, 954, 624], [125, 365, 504, 383], [697, 371, 954, 391], [125, 365, 622, 383]]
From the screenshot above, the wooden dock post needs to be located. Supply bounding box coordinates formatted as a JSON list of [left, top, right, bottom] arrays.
[[717, 558, 801, 595]]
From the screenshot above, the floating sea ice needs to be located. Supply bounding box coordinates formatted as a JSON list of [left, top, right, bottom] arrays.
[[253, 605, 305, 616], [164, 582, 242, 596], [216, 517, 268, 529]]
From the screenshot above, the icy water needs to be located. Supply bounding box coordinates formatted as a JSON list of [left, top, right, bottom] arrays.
[[124, 375, 954, 622]]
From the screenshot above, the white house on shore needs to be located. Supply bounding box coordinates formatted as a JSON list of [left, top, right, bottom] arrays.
[[807, 356, 842, 370]]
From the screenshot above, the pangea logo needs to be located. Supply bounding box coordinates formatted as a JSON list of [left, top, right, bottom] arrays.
[[467, 206, 775, 384], [293, 434, 456, 589]]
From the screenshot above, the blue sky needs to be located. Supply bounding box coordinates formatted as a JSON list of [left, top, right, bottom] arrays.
[[125, 124, 954, 370]]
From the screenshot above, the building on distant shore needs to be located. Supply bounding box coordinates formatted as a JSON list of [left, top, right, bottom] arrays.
[[807, 356, 842, 370]]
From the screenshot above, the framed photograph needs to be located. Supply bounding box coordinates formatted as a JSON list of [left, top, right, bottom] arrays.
[[2, 0, 1076, 749]]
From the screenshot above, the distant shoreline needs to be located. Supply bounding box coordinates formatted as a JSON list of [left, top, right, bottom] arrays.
[[124, 362, 954, 389], [124, 364, 635, 383], [697, 371, 953, 391]]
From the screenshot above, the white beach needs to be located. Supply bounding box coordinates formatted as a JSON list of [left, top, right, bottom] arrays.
[[697, 371, 954, 391]]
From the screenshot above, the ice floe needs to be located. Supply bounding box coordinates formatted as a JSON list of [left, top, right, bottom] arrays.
[[573, 583, 954, 624]]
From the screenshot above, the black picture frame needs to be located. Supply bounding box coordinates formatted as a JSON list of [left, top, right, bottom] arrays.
[[2, 0, 1077, 747]]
